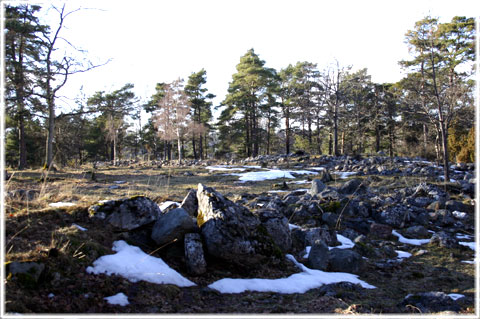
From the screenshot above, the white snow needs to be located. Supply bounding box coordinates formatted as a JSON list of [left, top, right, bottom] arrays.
[[48, 293, 55, 298], [456, 233, 473, 240], [243, 165, 261, 169], [72, 223, 87, 231], [86, 240, 195, 287], [303, 234, 355, 258], [158, 201, 179, 211], [391, 230, 431, 246], [287, 180, 309, 184], [333, 171, 358, 179], [288, 223, 301, 230], [208, 254, 375, 294], [310, 167, 326, 171], [205, 165, 246, 171], [113, 180, 126, 184], [448, 293, 465, 301], [452, 211, 467, 219], [267, 190, 289, 193], [104, 292, 129, 306], [395, 250, 412, 260], [459, 241, 476, 251], [230, 169, 318, 182], [462, 260, 475, 264], [49, 202, 76, 207], [332, 234, 355, 250]]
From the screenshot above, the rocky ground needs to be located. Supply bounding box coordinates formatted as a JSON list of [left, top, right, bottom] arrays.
[[3, 154, 476, 315]]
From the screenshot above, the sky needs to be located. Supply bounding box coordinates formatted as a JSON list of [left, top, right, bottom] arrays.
[[4, 0, 479, 124]]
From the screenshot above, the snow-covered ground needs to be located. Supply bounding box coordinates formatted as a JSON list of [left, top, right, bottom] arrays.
[[208, 254, 375, 294], [158, 201, 180, 211], [49, 202, 76, 207], [332, 171, 358, 179], [303, 233, 355, 258], [104, 292, 129, 306], [392, 230, 431, 246], [86, 240, 195, 287], [205, 165, 247, 171], [230, 169, 318, 182], [87, 239, 376, 297]]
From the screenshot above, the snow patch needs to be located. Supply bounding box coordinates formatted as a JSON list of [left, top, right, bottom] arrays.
[[452, 211, 467, 219], [395, 250, 412, 260], [392, 230, 431, 246], [49, 202, 76, 207], [86, 240, 195, 287], [333, 171, 357, 179], [72, 223, 87, 231], [205, 165, 246, 171], [104, 292, 129, 306], [158, 201, 179, 212], [459, 241, 476, 251], [208, 254, 375, 294], [448, 293, 465, 301]]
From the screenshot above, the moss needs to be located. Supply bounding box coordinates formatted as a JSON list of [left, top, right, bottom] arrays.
[[256, 224, 283, 259], [321, 201, 342, 213]]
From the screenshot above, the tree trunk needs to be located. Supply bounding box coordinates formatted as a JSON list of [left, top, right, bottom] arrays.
[[285, 108, 290, 154], [192, 135, 197, 160], [375, 124, 381, 153], [440, 123, 450, 181], [423, 124, 428, 158], [18, 114, 27, 169], [333, 103, 339, 156], [45, 97, 55, 168]]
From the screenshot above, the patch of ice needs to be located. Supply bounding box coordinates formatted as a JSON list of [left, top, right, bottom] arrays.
[[113, 180, 126, 184], [395, 250, 412, 260], [104, 292, 129, 306], [231, 170, 295, 182], [243, 165, 261, 169], [208, 254, 375, 294], [459, 241, 476, 251], [461, 260, 475, 264], [48, 293, 55, 298], [290, 170, 319, 176], [310, 167, 326, 171], [267, 190, 289, 193], [206, 165, 246, 172], [392, 230, 431, 246], [303, 246, 311, 258], [72, 223, 87, 231], [448, 293, 465, 301], [452, 211, 467, 219], [86, 240, 195, 287], [333, 171, 358, 179], [158, 201, 179, 211], [49, 202, 76, 207]]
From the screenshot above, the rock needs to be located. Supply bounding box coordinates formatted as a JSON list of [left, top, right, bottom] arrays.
[[404, 225, 430, 239], [318, 188, 340, 200], [369, 223, 393, 239], [88, 196, 161, 231], [375, 205, 410, 228], [338, 178, 364, 195], [445, 200, 473, 214], [427, 200, 445, 211], [196, 184, 279, 267], [317, 170, 333, 183], [401, 291, 461, 313], [429, 231, 457, 248], [180, 189, 198, 217], [254, 209, 292, 252], [429, 209, 455, 226], [307, 240, 329, 270], [184, 233, 207, 275], [151, 208, 196, 246], [309, 179, 326, 195], [304, 226, 337, 247], [7, 261, 45, 287], [322, 212, 339, 228], [328, 249, 365, 274]]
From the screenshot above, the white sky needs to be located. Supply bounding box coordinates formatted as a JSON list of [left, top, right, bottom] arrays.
[[5, 0, 480, 121]]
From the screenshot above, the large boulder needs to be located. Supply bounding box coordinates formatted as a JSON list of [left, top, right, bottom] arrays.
[[184, 233, 207, 275], [88, 196, 160, 231], [338, 178, 365, 195], [196, 184, 279, 267], [400, 291, 461, 313], [328, 248, 365, 274], [307, 239, 329, 270], [180, 189, 198, 217], [309, 179, 326, 195], [254, 208, 292, 252], [151, 208, 196, 246]]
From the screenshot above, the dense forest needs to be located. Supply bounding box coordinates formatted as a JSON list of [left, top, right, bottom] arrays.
[[4, 4, 476, 176]]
